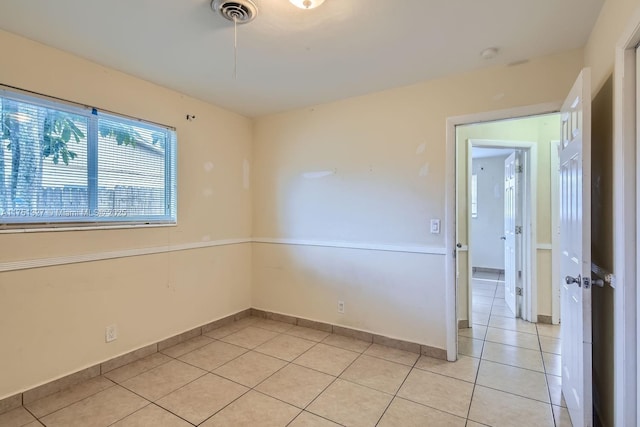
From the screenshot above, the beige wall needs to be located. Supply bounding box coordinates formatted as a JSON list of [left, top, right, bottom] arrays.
[[0, 30, 253, 399], [583, 0, 640, 425], [253, 50, 583, 349], [2, 0, 629, 402], [456, 114, 560, 323]]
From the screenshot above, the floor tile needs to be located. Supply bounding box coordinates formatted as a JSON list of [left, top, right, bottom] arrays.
[[472, 287, 497, 297], [485, 327, 540, 350], [200, 390, 300, 427], [471, 281, 497, 290], [160, 335, 214, 358], [539, 336, 561, 355], [256, 364, 334, 408], [468, 385, 554, 427], [286, 326, 331, 342], [492, 298, 508, 308], [288, 411, 341, 426], [397, 369, 473, 418], [307, 379, 392, 427], [458, 324, 487, 340], [481, 341, 544, 372], [26, 376, 114, 418], [204, 323, 246, 339], [255, 334, 316, 361], [476, 360, 550, 403], [552, 404, 572, 427], [473, 295, 494, 306], [121, 360, 206, 401], [40, 386, 148, 427], [378, 397, 466, 427], [536, 323, 561, 339], [322, 334, 371, 353], [489, 316, 537, 334], [414, 355, 479, 383], [546, 374, 566, 407], [234, 317, 260, 328], [252, 319, 295, 333], [213, 351, 287, 387], [220, 326, 279, 349], [543, 352, 561, 377], [471, 303, 492, 315], [294, 343, 359, 376], [104, 353, 172, 384], [466, 421, 490, 427], [458, 336, 484, 358], [156, 373, 248, 425], [340, 354, 411, 394], [471, 312, 490, 326], [363, 343, 419, 366], [178, 340, 246, 371], [111, 404, 192, 426], [0, 407, 37, 427], [491, 305, 516, 318]]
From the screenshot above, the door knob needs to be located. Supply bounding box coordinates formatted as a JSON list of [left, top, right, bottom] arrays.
[[565, 275, 581, 286], [500, 236, 506, 240], [456, 243, 462, 248]]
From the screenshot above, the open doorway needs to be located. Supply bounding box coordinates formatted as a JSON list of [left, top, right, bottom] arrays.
[[455, 113, 561, 332], [454, 113, 563, 377], [469, 146, 519, 323]]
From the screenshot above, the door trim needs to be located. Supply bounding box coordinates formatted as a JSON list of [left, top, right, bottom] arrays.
[[613, 7, 640, 425], [466, 139, 537, 324], [445, 102, 560, 361], [551, 140, 561, 325]]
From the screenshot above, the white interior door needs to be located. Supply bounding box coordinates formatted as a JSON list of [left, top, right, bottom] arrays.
[[560, 68, 592, 427], [504, 152, 518, 317]]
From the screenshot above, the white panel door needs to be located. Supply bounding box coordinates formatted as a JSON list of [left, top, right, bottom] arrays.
[[504, 152, 518, 317], [560, 68, 592, 427]]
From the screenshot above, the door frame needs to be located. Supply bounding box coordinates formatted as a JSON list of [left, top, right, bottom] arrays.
[[550, 140, 561, 325], [445, 102, 560, 361], [613, 7, 640, 425], [465, 139, 537, 324]]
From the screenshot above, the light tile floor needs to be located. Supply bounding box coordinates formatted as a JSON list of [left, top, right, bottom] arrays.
[[462, 270, 570, 427], [1, 282, 570, 426]]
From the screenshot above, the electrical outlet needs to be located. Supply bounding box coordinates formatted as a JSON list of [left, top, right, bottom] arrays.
[[337, 300, 345, 314], [105, 324, 118, 343]]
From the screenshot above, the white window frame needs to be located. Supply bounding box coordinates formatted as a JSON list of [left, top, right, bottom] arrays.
[[0, 86, 177, 231]]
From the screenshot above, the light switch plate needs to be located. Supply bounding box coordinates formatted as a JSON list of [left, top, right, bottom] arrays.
[[430, 219, 440, 234]]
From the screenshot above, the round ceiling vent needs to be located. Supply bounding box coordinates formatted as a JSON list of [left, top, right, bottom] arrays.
[[211, 0, 258, 24]]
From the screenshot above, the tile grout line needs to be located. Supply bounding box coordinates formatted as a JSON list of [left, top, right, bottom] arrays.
[[30, 378, 120, 424], [468, 277, 561, 425], [373, 352, 422, 426], [30, 316, 467, 426]]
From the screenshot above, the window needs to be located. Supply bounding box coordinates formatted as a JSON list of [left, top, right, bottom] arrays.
[[471, 173, 478, 218], [0, 88, 177, 229]]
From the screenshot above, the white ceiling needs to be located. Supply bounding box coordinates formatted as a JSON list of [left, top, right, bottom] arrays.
[[0, 0, 604, 117]]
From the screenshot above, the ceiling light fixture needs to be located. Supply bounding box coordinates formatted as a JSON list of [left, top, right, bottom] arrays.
[[289, 0, 325, 9]]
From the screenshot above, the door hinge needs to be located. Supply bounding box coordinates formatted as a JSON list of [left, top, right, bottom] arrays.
[[516, 165, 523, 173], [518, 270, 522, 279], [515, 225, 523, 234], [516, 287, 523, 296]]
